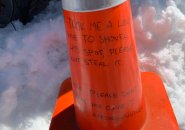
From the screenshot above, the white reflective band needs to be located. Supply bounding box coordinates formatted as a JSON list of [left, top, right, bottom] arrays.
[[62, 0, 127, 12]]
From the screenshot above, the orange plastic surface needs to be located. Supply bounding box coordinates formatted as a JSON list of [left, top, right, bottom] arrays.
[[64, 1, 146, 129], [50, 72, 180, 130]]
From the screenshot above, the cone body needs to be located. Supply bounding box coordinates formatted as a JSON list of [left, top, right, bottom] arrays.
[[62, 0, 146, 129]]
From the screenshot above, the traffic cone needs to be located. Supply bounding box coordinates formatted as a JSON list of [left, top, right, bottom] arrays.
[[62, 0, 146, 130], [49, 0, 180, 130]]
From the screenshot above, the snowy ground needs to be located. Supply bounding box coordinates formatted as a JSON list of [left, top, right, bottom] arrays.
[[0, 0, 184, 130]]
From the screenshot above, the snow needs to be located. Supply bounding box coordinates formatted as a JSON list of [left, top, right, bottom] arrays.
[[0, 0, 184, 130], [0, 1, 69, 130], [136, 1, 185, 129]]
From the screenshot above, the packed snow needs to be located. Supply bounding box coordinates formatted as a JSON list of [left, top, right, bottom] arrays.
[[136, 1, 185, 129], [0, 0, 184, 130]]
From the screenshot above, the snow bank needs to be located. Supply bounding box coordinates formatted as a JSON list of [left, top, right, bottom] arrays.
[[135, 0, 185, 129], [0, 1, 69, 130], [0, 0, 184, 130]]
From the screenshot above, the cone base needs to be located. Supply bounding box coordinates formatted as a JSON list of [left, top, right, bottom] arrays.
[[49, 72, 180, 130]]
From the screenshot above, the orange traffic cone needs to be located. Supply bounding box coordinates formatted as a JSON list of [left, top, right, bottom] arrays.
[[62, 0, 146, 130], [50, 0, 180, 130]]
